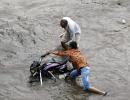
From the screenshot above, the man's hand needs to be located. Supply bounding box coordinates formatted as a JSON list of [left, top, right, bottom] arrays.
[[59, 33, 65, 38], [41, 52, 50, 58], [52, 51, 58, 54], [48, 50, 54, 54]]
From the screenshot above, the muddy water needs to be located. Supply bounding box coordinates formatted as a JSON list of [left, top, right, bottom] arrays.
[[0, 0, 130, 100]]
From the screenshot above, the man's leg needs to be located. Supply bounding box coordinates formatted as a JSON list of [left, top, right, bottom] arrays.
[[81, 67, 90, 90], [70, 69, 79, 79], [75, 33, 80, 47], [81, 67, 107, 95]]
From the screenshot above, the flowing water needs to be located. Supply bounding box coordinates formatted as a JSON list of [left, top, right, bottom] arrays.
[[0, 0, 130, 100]]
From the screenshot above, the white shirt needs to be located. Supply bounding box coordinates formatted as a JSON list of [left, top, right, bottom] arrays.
[[62, 17, 81, 43]]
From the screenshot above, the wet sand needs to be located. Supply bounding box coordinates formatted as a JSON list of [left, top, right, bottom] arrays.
[[0, 0, 130, 100]]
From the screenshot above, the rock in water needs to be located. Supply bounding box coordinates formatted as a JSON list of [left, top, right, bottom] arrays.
[[121, 19, 126, 24]]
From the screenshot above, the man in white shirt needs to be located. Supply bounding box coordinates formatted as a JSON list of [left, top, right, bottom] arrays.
[[59, 17, 81, 49]]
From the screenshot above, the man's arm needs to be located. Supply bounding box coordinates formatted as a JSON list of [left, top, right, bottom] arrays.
[[59, 33, 64, 38], [52, 51, 67, 56]]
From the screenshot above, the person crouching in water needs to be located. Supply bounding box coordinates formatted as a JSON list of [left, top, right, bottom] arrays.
[[49, 41, 107, 95], [59, 17, 81, 50]]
